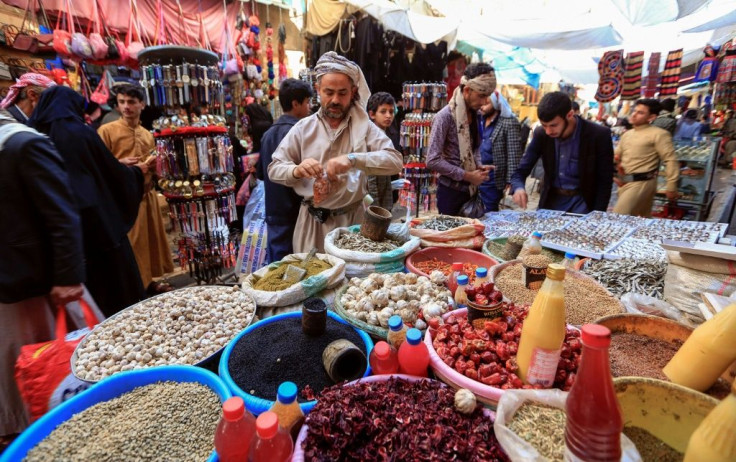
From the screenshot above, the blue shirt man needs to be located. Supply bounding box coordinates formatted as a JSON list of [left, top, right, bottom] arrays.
[[256, 79, 313, 263]]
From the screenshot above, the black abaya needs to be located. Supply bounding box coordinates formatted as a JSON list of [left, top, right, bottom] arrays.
[[29, 86, 146, 316]]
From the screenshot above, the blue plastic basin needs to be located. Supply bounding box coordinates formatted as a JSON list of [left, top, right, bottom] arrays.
[[219, 310, 374, 416], [0, 365, 231, 462]]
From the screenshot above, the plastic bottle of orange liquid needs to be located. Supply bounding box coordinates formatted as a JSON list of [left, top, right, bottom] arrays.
[[684, 381, 736, 462], [516, 263, 566, 387]]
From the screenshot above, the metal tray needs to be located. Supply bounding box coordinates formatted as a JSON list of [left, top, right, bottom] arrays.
[[71, 285, 256, 383]]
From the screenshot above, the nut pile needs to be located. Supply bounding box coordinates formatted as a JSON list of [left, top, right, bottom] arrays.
[[24, 382, 221, 462], [542, 221, 632, 253], [75, 286, 255, 381], [608, 238, 667, 261], [494, 263, 623, 325], [334, 232, 401, 253], [302, 378, 509, 461], [631, 219, 723, 244], [581, 259, 667, 298], [340, 272, 452, 329]]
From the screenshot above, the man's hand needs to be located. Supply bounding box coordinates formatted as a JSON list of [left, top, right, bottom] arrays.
[[50, 284, 84, 306], [120, 157, 139, 166], [666, 190, 679, 201], [512, 187, 528, 209], [463, 169, 490, 186], [294, 158, 323, 179], [325, 155, 353, 181]]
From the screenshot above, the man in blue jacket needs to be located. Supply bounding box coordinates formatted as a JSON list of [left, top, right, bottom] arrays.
[[257, 79, 313, 262], [510, 92, 614, 213]]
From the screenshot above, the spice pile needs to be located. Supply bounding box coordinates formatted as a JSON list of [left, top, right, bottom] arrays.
[[508, 403, 566, 461], [253, 258, 333, 292], [623, 426, 683, 462], [433, 305, 581, 390], [340, 272, 452, 329], [24, 382, 221, 461], [581, 259, 667, 299], [494, 263, 623, 325], [414, 258, 479, 284], [302, 378, 509, 461], [74, 286, 255, 381], [228, 316, 364, 401], [415, 215, 468, 231], [609, 332, 731, 399], [334, 232, 401, 253]]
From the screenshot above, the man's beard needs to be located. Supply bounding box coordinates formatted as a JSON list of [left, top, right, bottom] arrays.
[[324, 103, 349, 120]]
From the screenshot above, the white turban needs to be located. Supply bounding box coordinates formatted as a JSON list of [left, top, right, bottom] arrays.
[[314, 52, 371, 108]]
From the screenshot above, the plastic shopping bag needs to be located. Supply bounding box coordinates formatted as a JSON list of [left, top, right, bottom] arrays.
[[494, 389, 641, 462], [15, 298, 101, 422]]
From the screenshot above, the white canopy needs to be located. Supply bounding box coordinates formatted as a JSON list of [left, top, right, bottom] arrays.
[[340, 0, 736, 86]]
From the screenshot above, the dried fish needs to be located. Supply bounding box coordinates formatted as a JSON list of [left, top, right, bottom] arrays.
[[415, 215, 467, 231], [334, 233, 401, 253], [581, 259, 667, 299]]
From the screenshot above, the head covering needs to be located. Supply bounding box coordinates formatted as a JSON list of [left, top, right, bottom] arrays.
[[0, 73, 56, 109], [460, 72, 497, 96], [314, 51, 371, 108], [28, 86, 85, 132], [490, 90, 514, 118]]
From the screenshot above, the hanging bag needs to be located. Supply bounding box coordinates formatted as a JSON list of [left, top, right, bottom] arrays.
[[90, 71, 109, 105], [12, 0, 39, 53], [87, 0, 108, 59], [52, 0, 72, 57], [15, 298, 101, 422], [68, 0, 93, 59], [35, 1, 54, 52], [126, 0, 145, 64]]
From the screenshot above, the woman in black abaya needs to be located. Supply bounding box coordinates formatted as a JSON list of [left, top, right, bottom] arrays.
[[29, 86, 146, 317]]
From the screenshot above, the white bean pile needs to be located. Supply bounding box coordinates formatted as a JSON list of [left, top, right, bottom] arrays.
[[75, 286, 255, 381]]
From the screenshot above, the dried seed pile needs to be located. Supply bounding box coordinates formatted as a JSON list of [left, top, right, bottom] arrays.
[[543, 221, 632, 253], [75, 286, 255, 381], [494, 263, 623, 325], [302, 378, 509, 461], [415, 215, 468, 231], [581, 259, 667, 299], [508, 403, 566, 462], [622, 426, 683, 462], [334, 232, 401, 253], [522, 254, 552, 268], [24, 382, 221, 462], [609, 333, 681, 380], [228, 316, 364, 401]]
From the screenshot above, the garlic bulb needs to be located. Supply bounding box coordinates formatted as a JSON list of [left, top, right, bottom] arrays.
[[454, 389, 476, 415], [378, 307, 394, 327], [422, 302, 443, 320], [389, 286, 407, 302], [404, 273, 418, 285], [371, 289, 390, 306], [360, 279, 377, 292], [430, 270, 447, 285], [414, 318, 427, 330]]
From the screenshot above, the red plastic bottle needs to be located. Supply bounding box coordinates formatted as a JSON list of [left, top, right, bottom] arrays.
[[398, 328, 430, 377], [447, 262, 464, 295], [369, 341, 399, 375], [214, 397, 256, 462], [249, 411, 293, 462], [564, 324, 623, 462]]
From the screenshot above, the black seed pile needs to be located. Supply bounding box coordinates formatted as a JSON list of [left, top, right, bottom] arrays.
[[228, 316, 365, 402]]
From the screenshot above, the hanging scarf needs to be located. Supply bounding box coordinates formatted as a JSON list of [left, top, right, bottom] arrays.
[[449, 73, 496, 196], [621, 51, 644, 101]]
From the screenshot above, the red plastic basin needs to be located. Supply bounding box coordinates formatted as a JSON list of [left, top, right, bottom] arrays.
[[405, 247, 499, 278]]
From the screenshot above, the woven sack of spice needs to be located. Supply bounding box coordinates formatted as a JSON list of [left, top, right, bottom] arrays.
[[410, 215, 485, 247], [324, 227, 421, 279], [664, 251, 736, 324], [241, 253, 346, 307], [494, 389, 641, 462]]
